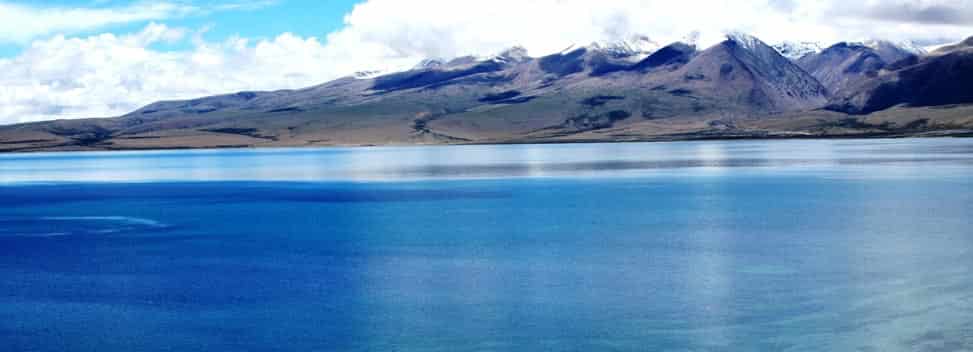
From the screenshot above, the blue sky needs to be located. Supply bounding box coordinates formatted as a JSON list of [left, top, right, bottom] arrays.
[[1, 0, 972, 125], [0, 0, 360, 57]]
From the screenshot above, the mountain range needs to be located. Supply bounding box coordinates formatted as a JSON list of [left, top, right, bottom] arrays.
[[2, 33, 972, 152]]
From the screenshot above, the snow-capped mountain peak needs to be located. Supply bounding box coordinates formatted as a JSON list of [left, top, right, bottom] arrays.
[[862, 39, 928, 56], [590, 34, 660, 59], [725, 32, 767, 52], [772, 41, 824, 60], [469, 46, 531, 64]]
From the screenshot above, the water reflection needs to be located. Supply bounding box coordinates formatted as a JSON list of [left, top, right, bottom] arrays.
[[1, 139, 972, 351], [2, 139, 972, 183], [681, 178, 735, 348]]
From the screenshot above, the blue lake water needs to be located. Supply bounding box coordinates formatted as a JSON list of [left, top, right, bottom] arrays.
[[1, 139, 972, 351]]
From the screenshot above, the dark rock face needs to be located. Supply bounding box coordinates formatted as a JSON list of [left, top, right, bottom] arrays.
[[479, 90, 522, 103], [631, 43, 696, 71], [932, 36, 973, 55], [538, 48, 588, 76], [45, 124, 113, 146], [564, 110, 632, 131], [372, 60, 507, 91], [587, 53, 635, 77], [580, 95, 625, 107], [829, 47, 973, 114], [799, 43, 889, 95], [556, 42, 688, 77], [797, 41, 924, 96], [478, 90, 535, 105], [885, 55, 920, 71]]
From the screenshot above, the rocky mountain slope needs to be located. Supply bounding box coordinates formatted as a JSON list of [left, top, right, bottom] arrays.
[[827, 37, 973, 115], [796, 41, 925, 97], [1, 34, 971, 152]]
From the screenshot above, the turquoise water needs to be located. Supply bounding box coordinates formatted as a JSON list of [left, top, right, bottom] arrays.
[[1, 139, 972, 351]]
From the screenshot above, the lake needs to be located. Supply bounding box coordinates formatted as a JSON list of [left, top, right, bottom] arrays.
[[1, 139, 972, 351]]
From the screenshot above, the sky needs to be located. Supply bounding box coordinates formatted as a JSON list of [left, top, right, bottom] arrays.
[[1, 0, 972, 125]]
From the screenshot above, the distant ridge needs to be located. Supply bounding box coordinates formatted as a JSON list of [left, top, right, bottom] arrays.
[[828, 36, 973, 114], [2, 33, 972, 152]]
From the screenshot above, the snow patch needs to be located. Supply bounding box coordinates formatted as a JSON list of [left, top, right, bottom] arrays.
[[863, 39, 928, 56], [773, 41, 824, 60], [725, 32, 765, 52], [590, 34, 660, 59]]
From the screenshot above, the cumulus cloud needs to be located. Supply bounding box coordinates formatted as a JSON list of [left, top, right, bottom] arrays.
[[0, 23, 421, 124], [330, 0, 973, 59], [2, 0, 973, 124]]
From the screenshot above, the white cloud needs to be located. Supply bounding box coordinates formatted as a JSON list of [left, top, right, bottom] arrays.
[[0, 2, 196, 43], [2, 0, 973, 124], [329, 0, 973, 59], [0, 1, 277, 44], [0, 23, 421, 124]]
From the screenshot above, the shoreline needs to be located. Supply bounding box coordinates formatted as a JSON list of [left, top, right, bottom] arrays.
[[2, 129, 971, 155]]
